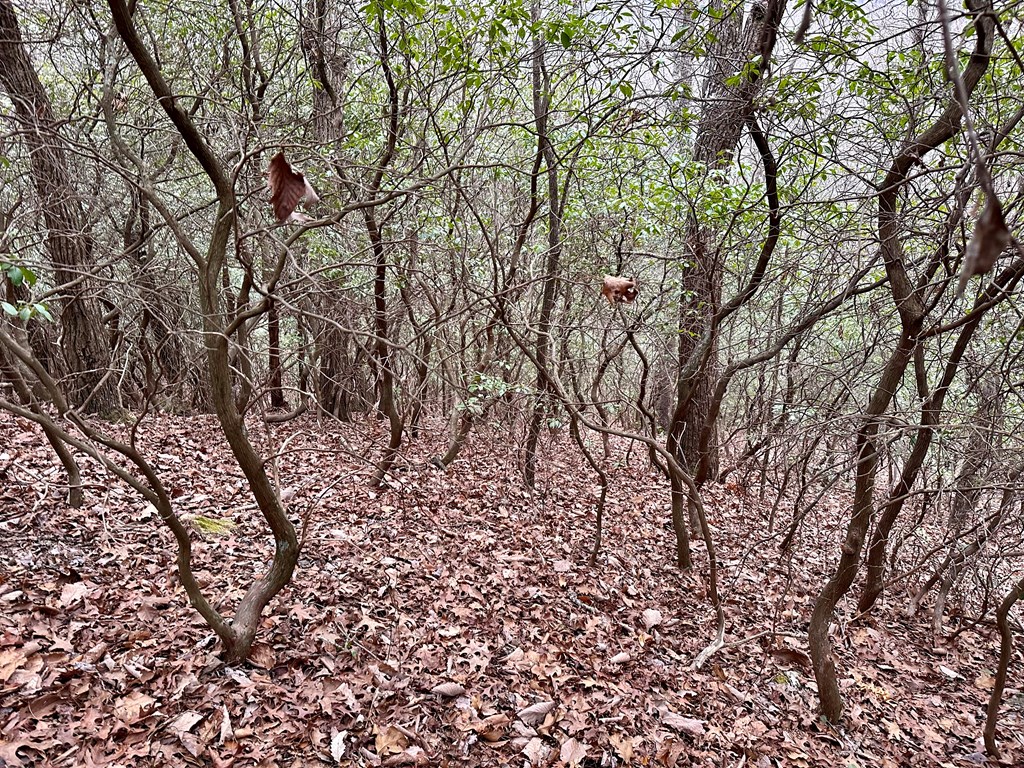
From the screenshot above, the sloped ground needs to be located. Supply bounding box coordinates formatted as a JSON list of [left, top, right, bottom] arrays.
[[0, 411, 1020, 766]]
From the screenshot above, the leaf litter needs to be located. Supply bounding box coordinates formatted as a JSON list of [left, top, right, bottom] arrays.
[[0, 411, 1021, 766]]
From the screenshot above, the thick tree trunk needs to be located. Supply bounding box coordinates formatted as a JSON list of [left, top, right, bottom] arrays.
[[668, 1, 784, 477], [0, 0, 115, 412]]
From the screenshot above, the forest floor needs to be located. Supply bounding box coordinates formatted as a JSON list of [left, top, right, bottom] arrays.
[[0, 411, 1020, 767]]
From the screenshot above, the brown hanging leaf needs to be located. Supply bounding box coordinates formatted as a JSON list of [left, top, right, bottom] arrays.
[[957, 195, 1011, 296], [601, 275, 638, 304], [268, 151, 319, 222]]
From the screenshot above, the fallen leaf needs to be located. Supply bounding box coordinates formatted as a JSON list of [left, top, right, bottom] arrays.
[[330, 730, 347, 763], [523, 736, 548, 765], [517, 700, 555, 726], [473, 713, 510, 742], [114, 691, 156, 723], [430, 682, 465, 698], [609, 733, 634, 763], [661, 711, 705, 737], [167, 710, 204, 734], [769, 647, 811, 669], [375, 725, 408, 756], [60, 581, 88, 607], [642, 608, 662, 629], [559, 737, 588, 766], [0, 648, 27, 683], [939, 665, 959, 680]]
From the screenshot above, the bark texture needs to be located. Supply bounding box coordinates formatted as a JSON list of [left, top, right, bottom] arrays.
[[0, 0, 115, 411]]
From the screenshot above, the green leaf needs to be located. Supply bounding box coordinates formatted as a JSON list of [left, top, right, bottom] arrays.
[[619, 81, 633, 97], [17, 306, 31, 322], [34, 303, 53, 322], [1, 301, 16, 316], [559, 29, 571, 47]]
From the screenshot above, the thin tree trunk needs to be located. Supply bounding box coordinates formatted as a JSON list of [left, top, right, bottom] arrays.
[[808, 0, 995, 721], [523, 2, 563, 488]]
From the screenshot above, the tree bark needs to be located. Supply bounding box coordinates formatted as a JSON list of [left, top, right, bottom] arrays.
[[0, 0, 115, 412], [808, 0, 995, 721], [667, 0, 785, 477], [523, 1, 563, 488]]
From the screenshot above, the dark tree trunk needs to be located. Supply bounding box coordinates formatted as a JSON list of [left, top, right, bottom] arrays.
[[523, 2, 562, 488], [667, 1, 785, 477], [808, 0, 996, 722], [0, 0, 115, 412], [267, 297, 287, 409]]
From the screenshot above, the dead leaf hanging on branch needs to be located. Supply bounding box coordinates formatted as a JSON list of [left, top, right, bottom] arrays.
[[957, 194, 1012, 296], [601, 275, 638, 304], [268, 151, 319, 223]]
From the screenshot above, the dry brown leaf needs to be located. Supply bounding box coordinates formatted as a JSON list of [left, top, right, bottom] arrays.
[[60, 581, 88, 607], [167, 710, 204, 734], [248, 643, 275, 669], [642, 608, 662, 629], [430, 681, 465, 698], [374, 725, 409, 756], [608, 651, 631, 664], [522, 736, 548, 765], [268, 152, 319, 222], [609, 733, 635, 763], [661, 711, 705, 737], [381, 746, 428, 767], [517, 700, 555, 726], [769, 646, 812, 669], [113, 690, 156, 723], [958, 194, 1011, 296], [473, 713, 511, 742], [559, 737, 588, 766], [0, 648, 26, 683]]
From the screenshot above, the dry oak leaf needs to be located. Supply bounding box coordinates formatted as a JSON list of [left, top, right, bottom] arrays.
[[559, 737, 588, 766], [661, 711, 705, 737], [430, 682, 465, 698], [268, 151, 319, 222], [642, 608, 663, 629], [957, 193, 1011, 296], [517, 700, 556, 726]]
